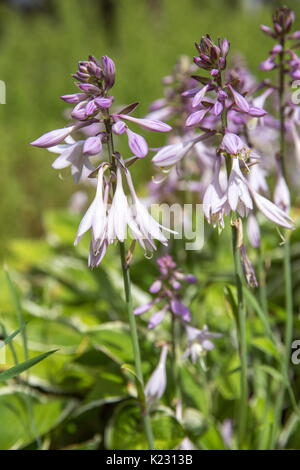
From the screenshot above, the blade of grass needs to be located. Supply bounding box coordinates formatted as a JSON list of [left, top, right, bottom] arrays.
[[0, 350, 57, 382]]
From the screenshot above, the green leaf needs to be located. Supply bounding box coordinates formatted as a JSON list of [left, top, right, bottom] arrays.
[[88, 322, 134, 364], [106, 402, 184, 450], [0, 388, 73, 449], [251, 337, 279, 359], [244, 288, 274, 341], [5, 269, 29, 360], [258, 365, 286, 384], [224, 286, 238, 321], [0, 350, 57, 382], [0, 324, 25, 349]]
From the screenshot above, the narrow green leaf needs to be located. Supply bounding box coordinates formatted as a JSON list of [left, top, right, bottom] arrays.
[[5, 269, 29, 360], [0, 324, 25, 349], [0, 350, 57, 382], [244, 288, 274, 341]]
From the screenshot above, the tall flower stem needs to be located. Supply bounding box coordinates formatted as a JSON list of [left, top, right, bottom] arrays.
[[258, 244, 268, 316], [171, 315, 181, 407], [105, 115, 154, 450], [270, 31, 294, 449], [119, 242, 155, 449], [221, 83, 248, 448], [231, 222, 248, 448]]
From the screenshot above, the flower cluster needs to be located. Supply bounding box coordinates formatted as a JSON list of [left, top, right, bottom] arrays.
[[139, 255, 221, 404], [260, 7, 300, 80], [134, 254, 196, 328], [180, 35, 294, 231], [260, 7, 300, 192], [31, 55, 171, 182], [31, 55, 173, 266]]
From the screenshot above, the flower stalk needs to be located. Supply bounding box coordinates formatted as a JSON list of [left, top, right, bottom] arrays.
[[106, 116, 155, 450], [119, 242, 155, 449]]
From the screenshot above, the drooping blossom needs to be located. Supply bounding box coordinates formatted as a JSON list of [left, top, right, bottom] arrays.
[[202, 133, 293, 229], [73, 160, 173, 267], [145, 344, 168, 402]]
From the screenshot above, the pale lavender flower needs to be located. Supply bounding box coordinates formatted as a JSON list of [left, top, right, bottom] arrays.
[[113, 114, 172, 133], [48, 136, 95, 183], [202, 157, 226, 228], [184, 325, 222, 364], [145, 344, 168, 402], [247, 214, 261, 248], [152, 141, 194, 168], [74, 164, 108, 246], [125, 170, 173, 250], [274, 164, 291, 213], [31, 123, 84, 148], [178, 438, 195, 451], [220, 419, 233, 448]]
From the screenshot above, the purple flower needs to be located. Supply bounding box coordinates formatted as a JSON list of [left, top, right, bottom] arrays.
[[134, 254, 196, 328], [192, 84, 209, 108], [247, 214, 261, 249], [184, 325, 222, 364], [228, 85, 250, 113], [221, 133, 245, 155], [185, 109, 208, 127], [170, 299, 191, 322], [114, 114, 172, 132], [31, 124, 81, 148], [102, 55, 115, 90], [260, 56, 277, 71], [152, 141, 193, 168], [83, 135, 103, 156], [125, 128, 148, 158]]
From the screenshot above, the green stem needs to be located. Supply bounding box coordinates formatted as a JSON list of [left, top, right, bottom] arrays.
[[258, 245, 268, 317], [231, 225, 248, 448], [270, 32, 295, 448], [119, 243, 154, 449], [103, 112, 154, 449], [219, 68, 248, 448], [171, 315, 181, 407], [284, 237, 293, 374]]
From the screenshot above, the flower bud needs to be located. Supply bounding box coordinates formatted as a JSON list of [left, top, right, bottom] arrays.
[[102, 55, 115, 90]]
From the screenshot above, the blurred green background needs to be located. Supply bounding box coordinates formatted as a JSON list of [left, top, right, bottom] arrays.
[[0, 0, 299, 255]]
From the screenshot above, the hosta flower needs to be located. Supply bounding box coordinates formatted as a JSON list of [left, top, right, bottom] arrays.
[[184, 325, 222, 364], [274, 165, 291, 213], [247, 214, 261, 248], [107, 167, 139, 243], [202, 158, 226, 228], [152, 141, 193, 168], [48, 136, 95, 183], [134, 255, 196, 328], [145, 345, 168, 402], [31, 123, 84, 148], [74, 164, 108, 246], [112, 113, 172, 159], [226, 158, 253, 216], [125, 170, 173, 250]]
